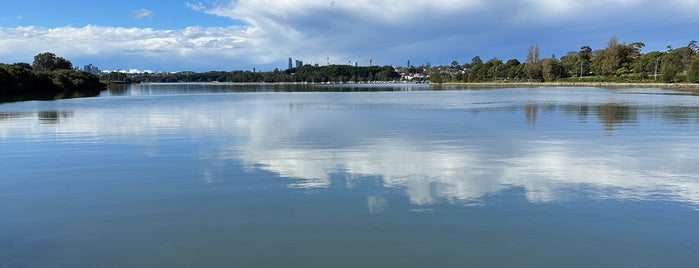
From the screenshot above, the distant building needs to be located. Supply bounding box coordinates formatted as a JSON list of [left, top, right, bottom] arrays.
[[83, 64, 100, 74], [288, 58, 293, 70], [295, 60, 303, 68]]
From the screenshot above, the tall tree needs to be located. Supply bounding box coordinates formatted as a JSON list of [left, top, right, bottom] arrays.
[[464, 56, 483, 82], [559, 51, 578, 77], [33, 52, 57, 71], [578, 46, 593, 77], [32, 52, 72, 71], [541, 57, 564, 81], [526, 44, 540, 64], [524, 44, 542, 80], [661, 52, 682, 82], [600, 36, 622, 76]]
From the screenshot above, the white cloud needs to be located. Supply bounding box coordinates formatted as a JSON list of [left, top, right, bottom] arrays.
[[2, 0, 699, 70], [233, 128, 699, 206], [131, 9, 154, 20], [0, 25, 260, 70], [188, 0, 699, 67], [184, 2, 207, 12], [2, 89, 699, 208]]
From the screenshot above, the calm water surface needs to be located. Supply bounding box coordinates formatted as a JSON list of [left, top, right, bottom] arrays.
[[1, 84, 699, 267]]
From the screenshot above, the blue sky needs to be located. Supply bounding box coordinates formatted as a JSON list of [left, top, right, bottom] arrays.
[[0, 1, 236, 29], [1, 0, 698, 72]]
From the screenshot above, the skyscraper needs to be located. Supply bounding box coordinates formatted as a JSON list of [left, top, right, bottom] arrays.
[[288, 58, 292, 70], [83, 64, 100, 74]]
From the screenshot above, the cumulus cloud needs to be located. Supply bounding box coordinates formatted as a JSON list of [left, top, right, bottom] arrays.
[[131, 8, 154, 19], [0, 25, 260, 70], [189, 0, 699, 65], [2, 0, 699, 70]]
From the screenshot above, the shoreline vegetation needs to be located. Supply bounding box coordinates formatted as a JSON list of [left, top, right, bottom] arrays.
[[128, 80, 699, 90], [438, 81, 699, 90], [3, 36, 699, 103], [1, 53, 104, 103]]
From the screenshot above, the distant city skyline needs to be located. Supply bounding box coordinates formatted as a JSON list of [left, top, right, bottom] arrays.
[[1, 0, 698, 72]]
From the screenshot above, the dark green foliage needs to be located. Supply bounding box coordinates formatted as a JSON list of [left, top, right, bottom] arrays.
[[430, 69, 443, 84], [33, 52, 73, 71], [661, 52, 682, 82], [129, 65, 400, 84], [429, 37, 699, 84], [688, 55, 699, 83], [542, 58, 565, 81], [1, 53, 104, 102], [121, 37, 699, 85]]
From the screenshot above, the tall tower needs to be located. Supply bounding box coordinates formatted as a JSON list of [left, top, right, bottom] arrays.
[[288, 58, 292, 70]]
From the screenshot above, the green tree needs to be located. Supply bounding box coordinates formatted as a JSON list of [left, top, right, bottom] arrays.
[[463, 56, 483, 82], [503, 59, 522, 80], [599, 36, 621, 76], [32, 52, 73, 71], [688, 54, 699, 83], [485, 58, 503, 80], [632, 51, 664, 78], [559, 51, 578, 77], [661, 52, 682, 82], [579, 46, 593, 76], [541, 57, 564, 81], [430, 68, 443, 84]]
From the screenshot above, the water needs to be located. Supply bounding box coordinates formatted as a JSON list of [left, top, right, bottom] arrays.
[[1, 84, 698, 267]]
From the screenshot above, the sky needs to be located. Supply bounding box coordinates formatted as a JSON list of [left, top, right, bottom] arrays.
[[1, 0, 698, 72]]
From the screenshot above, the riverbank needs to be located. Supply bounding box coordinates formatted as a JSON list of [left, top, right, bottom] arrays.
[[1, 63, 105, 103], [438, 82, 699, 90]]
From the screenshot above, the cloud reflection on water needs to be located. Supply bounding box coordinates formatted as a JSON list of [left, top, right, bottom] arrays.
[[235, 130, 699, 207], [2, 89, 699, 210], [229, 100, 699, 208]]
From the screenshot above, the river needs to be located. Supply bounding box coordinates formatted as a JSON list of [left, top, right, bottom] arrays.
[[1, 83, 698, 267]]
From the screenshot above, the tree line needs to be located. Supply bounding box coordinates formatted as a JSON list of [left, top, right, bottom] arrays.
[[1, 52, 104, 102], [111, 65, 401, 84], [427, 37, 699, 84]]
